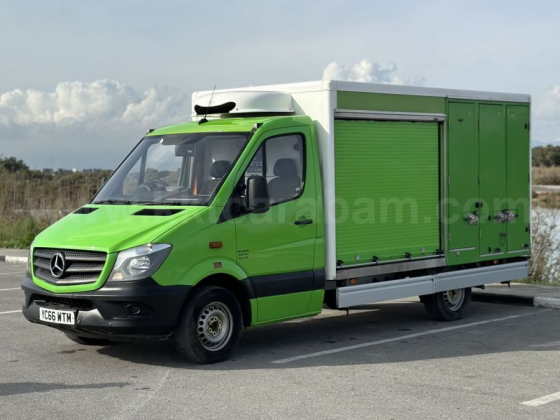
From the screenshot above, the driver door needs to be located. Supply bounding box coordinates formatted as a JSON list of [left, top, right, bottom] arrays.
[[234, 127, 319, 323]]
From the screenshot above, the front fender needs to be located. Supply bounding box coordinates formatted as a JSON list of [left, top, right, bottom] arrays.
[[161, 257, 248, 287]]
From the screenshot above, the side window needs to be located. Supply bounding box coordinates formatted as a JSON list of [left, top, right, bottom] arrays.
[[242, 134, 305, 205]]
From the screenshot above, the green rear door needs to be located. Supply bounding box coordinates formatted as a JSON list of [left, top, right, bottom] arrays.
[[447, 102, 479, 260], [334, 120, 440, 265], [506, 105, 531, 252], [479, 104, 507, 256]]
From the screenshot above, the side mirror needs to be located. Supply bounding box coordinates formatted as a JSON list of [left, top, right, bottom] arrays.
[[246, 176, 270, 213]]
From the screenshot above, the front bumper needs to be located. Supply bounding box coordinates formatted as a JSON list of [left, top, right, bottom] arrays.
[[22, 273, 191, 339]]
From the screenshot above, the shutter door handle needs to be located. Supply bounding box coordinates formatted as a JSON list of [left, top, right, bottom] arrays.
[[295, 219, 313, 226]]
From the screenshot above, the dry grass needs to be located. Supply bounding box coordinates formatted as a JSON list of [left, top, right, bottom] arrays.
[[0, 174, 104, 248], [532, 166, 560, 186], [529, 209, 560, 284], [532, 192, 560, 209]]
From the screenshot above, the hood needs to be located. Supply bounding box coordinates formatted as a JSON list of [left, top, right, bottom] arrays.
[[33, 205, 205, 253]]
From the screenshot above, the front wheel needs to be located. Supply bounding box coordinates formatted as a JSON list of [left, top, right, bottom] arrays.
[[422, 288, 472, 321], [173, 286, 243, 364]]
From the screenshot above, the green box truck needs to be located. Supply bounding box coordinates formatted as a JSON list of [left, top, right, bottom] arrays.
[[22, 80, 531, 363]]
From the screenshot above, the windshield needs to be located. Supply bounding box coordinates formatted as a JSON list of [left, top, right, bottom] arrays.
[[93, 132, 250, 206]]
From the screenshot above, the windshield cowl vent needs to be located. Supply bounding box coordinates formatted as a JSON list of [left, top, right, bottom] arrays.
[[133, 209, 184, 217], [74, 207, 99, 215]]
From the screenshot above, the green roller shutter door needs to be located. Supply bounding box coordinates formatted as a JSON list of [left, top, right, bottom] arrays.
[[334, 120, 441, 265]]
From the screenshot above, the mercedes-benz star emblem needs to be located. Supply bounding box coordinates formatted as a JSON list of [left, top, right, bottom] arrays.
[[50, 252, 66, 278]]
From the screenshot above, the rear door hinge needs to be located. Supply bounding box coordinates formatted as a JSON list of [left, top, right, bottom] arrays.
[[448, 176, 451, 186], [479, 230, 482, 239], [478, 120, 481, 131], [448, 232, 452, 243], [478, 175, 481, 185]]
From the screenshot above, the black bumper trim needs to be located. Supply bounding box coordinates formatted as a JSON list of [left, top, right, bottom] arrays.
[[21, 273, 191, 339]]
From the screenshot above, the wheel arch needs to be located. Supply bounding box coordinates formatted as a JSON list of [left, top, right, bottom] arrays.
[[190, 274, 254, 328]]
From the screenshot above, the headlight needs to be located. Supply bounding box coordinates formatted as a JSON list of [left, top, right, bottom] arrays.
[[109, 244, 172, 281], [27, 241, 35, 273]]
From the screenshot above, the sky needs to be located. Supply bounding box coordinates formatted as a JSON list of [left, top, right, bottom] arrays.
[[1, 0, 560, 169]]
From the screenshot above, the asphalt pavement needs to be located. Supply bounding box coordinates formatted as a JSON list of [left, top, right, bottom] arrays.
[[1, 261, 559, 419]]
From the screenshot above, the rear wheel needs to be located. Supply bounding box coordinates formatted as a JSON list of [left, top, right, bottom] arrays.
[[64, 332, 111, 346], [423, 288, 471, 321], [173, 286, 243, 364]]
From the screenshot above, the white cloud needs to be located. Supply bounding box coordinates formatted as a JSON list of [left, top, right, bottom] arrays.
[[533, 85, 560, 145], [0, 80, 190, 128], [323, 59, 426, 86], [535, 85, 560, 121], [0, 80, 191, 169]]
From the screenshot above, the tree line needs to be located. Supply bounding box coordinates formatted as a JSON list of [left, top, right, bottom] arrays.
[[532, 145, 560, 167], [0, 156, 111, 183]]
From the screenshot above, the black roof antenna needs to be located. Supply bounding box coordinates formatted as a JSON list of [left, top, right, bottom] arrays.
[[198, 85, 216, 125]]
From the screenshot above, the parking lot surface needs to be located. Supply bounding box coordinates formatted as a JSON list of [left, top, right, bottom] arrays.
[[1, 261, 559, 419]]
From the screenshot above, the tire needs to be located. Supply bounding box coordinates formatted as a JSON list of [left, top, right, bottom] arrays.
[[64, 332, 111, 346], [173, 286, 243, 364], [423, 287, 472, 321]]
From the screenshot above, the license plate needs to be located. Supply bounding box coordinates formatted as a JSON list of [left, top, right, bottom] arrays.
[[39, 307, 76, 325]]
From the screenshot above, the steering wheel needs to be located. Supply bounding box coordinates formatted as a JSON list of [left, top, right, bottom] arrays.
[[141, 179, 169, 191], [130, 179, 170, 197]]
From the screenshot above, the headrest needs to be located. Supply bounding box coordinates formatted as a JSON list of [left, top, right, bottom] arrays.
[[210, 160, 231, 179], [273, 159, 298, 177]]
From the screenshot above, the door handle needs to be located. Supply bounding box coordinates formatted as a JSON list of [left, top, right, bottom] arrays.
[[295, 219, 313, 225]]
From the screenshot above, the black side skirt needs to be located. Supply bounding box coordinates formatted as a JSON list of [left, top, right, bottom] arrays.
[[244, 269, 325, 299]]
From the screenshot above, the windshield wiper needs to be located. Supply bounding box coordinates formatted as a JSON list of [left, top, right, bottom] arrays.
[[165, 201, 198, 206], [92, 199, 133, 205], [141, 201, 202, 206]]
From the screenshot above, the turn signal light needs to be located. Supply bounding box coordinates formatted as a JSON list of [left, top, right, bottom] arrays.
[[209, 242, 223, 249]]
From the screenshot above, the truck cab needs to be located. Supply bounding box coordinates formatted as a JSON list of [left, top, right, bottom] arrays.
[[23, 113, 326, 363]]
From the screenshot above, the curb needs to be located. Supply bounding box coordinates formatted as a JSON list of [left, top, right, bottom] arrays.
[[534, 297, 560, 310], [0, 255, 28, 264], [473, 292, 560, 310]]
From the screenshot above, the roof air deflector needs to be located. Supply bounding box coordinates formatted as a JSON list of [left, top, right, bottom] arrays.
[[194, 102, 236, 116], [192, 91, 294, 117]]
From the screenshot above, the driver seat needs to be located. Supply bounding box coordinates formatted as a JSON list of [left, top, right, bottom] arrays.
[[199, 160, 231, 195], [267, 158, 301, 203]]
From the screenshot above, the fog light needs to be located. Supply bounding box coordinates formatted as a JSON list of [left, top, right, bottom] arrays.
[[125, 304, 142, 316]]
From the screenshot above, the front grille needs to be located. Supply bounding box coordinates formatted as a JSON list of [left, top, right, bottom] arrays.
[[33, 248, 107, 286]]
